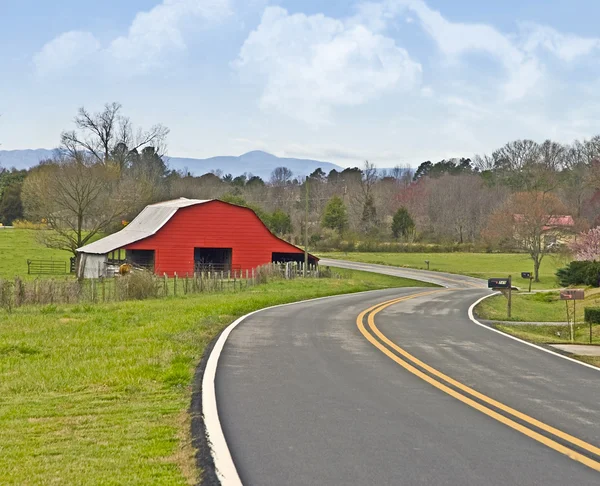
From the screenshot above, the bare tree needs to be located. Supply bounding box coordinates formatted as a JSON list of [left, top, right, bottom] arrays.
[[270, 167, 293, 186], [21, 156, 136, 255], [484, 192, 571, 281], [60, 102, 169, 170], [426, 174, 505, 243]]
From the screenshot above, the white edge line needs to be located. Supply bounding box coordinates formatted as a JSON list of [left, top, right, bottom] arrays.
[[201, 286, 424, 485], [468, 293, 599, 372]]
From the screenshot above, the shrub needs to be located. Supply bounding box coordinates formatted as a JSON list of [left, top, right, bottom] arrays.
[[584, 307, 600, 324], [11, 219, 48, 230], [116, 270, 159, 300], [556, 261, 600, 287], [530, 292, 559, 303], [0, 279, 13, 313]]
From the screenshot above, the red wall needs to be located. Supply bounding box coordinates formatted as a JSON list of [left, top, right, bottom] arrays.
[[125, 201, 311, 276]]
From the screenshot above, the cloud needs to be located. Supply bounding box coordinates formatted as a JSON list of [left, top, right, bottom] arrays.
[[374, 0, 542, 100], [234, 6, 422, 124], [33, 31, 100, 76], [34, 0, 232, 76], [109, 0, 232, 69], [520, 23, 600, 62]]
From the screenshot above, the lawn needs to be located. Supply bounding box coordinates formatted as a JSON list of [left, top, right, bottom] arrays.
[[475, 288, 600, 322], [0, 269, 428, 485], [319, 251, 566, 290], [0, 228, 74, 279], [493, 323, 600, 346]]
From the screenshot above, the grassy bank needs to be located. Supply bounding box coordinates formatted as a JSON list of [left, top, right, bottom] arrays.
[[0, 269, 428, 485], [475, 291, 599, 368], [475, 289, 600, 322], [320, 252, 565, 289], [493, 322, 600, 346]]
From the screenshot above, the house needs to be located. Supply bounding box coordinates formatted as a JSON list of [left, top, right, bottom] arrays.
[[513, 214, 575, 246], [76, 198, 317, 278]]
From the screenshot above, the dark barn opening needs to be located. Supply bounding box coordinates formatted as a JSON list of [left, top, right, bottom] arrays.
[[126, 249, 155, 270], [195, 247, 233, 272], [272, 252, 318, 265]]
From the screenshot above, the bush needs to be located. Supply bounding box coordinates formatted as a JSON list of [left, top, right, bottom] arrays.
[[11, 219, 48, 230], [116, 270, 159, 300], [556, 261, 600, 287], [530, 292, 559, 303], [584, 307, 600, 324]]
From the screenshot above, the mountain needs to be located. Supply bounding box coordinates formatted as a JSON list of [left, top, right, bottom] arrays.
[[0, 149, 344, 179], [167, 151, 344, 179], [0, 149, 56, 170]]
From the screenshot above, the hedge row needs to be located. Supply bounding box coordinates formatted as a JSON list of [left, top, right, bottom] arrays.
[[555, 261, 600, 287]]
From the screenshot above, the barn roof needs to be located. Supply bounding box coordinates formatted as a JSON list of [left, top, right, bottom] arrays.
[[77, 198, 211, 254]]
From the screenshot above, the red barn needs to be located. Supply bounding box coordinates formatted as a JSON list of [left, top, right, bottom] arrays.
[[76, 198, 317, 278]]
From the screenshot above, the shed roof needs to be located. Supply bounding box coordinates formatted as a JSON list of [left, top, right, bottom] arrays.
[[77, 198, 211, 254]]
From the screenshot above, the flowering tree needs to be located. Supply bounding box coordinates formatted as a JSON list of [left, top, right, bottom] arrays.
[[570, 227, 600, 261]]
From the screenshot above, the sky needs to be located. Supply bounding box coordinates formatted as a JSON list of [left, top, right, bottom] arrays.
[[1, 0, 600, 167]]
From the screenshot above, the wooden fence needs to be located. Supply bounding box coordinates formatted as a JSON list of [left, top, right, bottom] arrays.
[[0, 262, 322, 311]]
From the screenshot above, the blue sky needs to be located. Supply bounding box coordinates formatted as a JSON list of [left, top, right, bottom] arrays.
[[2, 0, 600, 167]]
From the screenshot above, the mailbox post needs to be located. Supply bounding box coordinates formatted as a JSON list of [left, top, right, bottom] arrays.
[[488, 276, 512, 318], [521, 271, 533, 292], [560, 289, 585, 342]]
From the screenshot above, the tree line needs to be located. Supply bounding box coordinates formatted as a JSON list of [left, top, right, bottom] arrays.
[[3, 102, 600, 281]]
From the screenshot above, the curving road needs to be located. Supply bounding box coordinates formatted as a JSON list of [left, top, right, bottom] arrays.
[[213, 260, 600, 485]]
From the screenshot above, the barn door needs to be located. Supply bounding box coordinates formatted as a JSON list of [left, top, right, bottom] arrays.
[[194, 247, 232, 273]]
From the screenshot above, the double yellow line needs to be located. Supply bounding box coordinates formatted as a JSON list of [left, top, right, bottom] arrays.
[[357, 290, 600, 472]]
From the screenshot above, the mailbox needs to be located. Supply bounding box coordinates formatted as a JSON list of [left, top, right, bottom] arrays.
[[488, 278, 511, 289], [560, 289, 585, 300], [521, 272, 532, 279]]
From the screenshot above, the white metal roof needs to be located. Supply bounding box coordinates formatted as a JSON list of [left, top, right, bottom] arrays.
[[77, 198, 212, 254]]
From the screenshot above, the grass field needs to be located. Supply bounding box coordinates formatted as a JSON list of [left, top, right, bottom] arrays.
[[0, 268, 429, 485], [320, 252, 567, 290], [0, 228, 74, 279]]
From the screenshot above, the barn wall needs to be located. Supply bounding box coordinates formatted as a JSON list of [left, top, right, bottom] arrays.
[[125, 201, 308, 276], [78, 254, 107, 279]]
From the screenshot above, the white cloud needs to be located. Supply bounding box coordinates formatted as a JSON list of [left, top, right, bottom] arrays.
[[33, 31, 100, 76], [377, 0, 543, 100], [520, 23, 600, 62], [34, 0, 231, 76], [234, 6, 422, 124]]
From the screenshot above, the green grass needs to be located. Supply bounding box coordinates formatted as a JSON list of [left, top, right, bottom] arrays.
[[494, 324, 600, 346], [320, 251, 566, 290], [0, 228, 73, 279], [475, 288, 600, 322], [0, 269, 427, 485]]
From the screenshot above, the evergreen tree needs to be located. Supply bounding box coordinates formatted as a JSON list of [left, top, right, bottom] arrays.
[[321, 195, 348, 233], [392, 207, 415, 239]]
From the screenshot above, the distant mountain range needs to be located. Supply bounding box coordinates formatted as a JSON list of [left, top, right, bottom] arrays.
[[0, 149, 344, 179]]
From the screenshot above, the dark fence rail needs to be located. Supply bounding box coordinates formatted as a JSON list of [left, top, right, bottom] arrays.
[[27, 259, 67, 275]]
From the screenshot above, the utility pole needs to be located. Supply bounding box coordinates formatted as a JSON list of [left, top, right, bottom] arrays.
[[304, 177, 309, 277]]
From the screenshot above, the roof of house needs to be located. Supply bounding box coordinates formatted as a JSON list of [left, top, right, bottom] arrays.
[[513, 214, 575, 228], [546, 216, 575, 227], [77, 198, 211, 254]]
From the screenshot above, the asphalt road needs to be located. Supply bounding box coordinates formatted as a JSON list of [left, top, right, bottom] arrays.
[[215, 260, 600, 485]]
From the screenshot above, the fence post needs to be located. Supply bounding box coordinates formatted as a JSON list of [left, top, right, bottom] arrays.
[[220, 271, 224, 291], [174, 272, 178, 297], [164, 273, 168, 296]]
